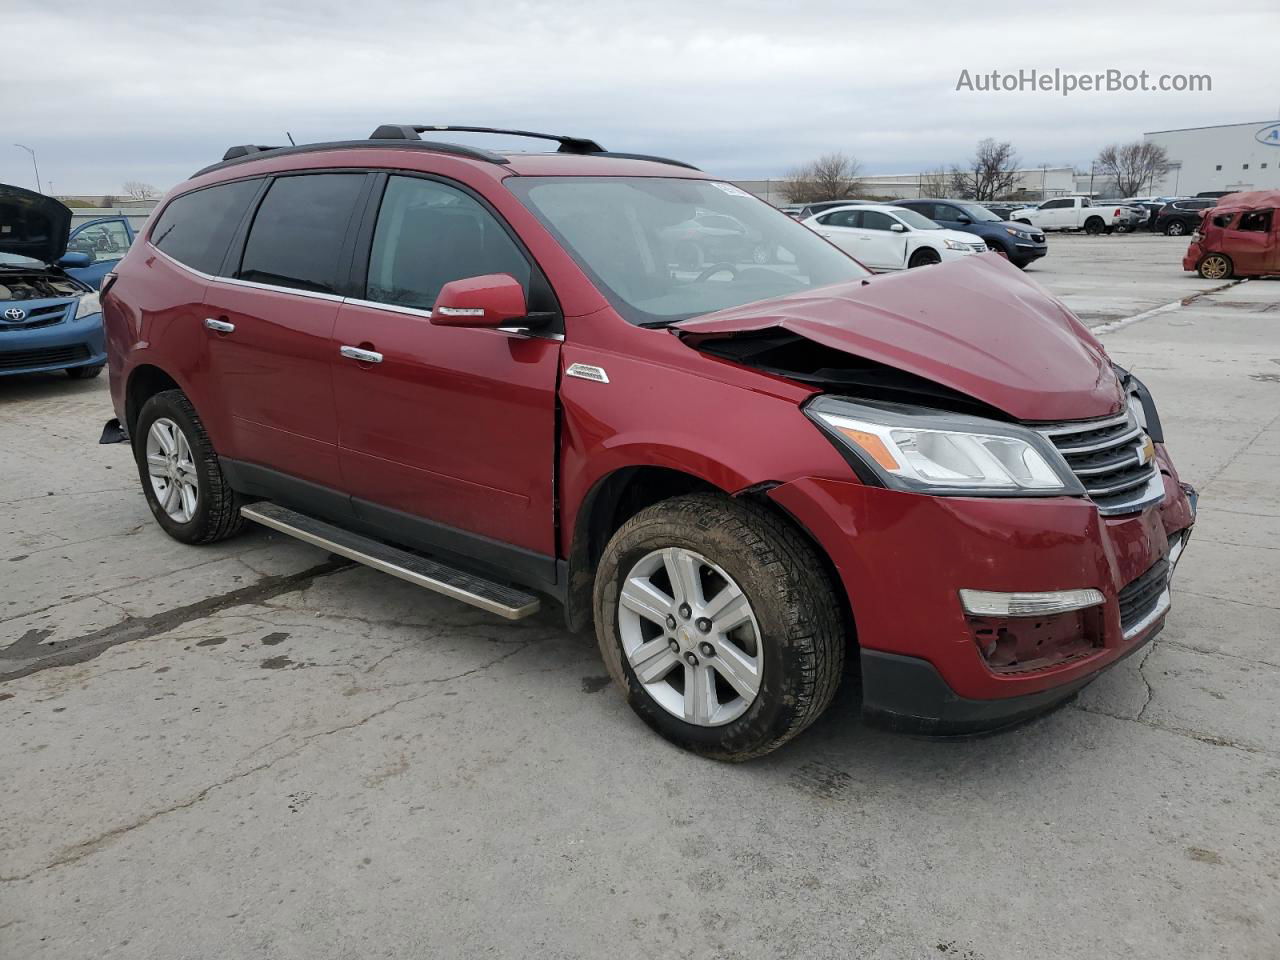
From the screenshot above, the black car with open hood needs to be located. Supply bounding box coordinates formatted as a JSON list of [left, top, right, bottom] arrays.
[[1, 183, 73, 266]]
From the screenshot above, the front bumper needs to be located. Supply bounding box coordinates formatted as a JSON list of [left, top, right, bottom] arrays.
[[0, 312, 105, 376], [1009, 240, 1048, 265], [768, 454, 1196, 731]]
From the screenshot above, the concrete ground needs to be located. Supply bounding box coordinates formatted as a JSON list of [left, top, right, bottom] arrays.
[[2, 234, 1277, 960]]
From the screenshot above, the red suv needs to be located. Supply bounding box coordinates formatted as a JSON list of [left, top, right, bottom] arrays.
[[101, 125, 1196, 760]]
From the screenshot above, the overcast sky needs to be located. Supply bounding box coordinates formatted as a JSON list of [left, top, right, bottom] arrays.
[[6, 0, 1278, 195]]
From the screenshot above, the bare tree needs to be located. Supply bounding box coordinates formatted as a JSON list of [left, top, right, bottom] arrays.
[[122, 181, 161, 200], [917, 167, 950, 197], [1094, 142, 1170, 198], [782, 152, 863, 202], [949, 139, 1021, 201]]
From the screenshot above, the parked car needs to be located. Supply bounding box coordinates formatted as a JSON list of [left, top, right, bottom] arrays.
[[981, 203, 1019, 222], [1108, 202, 1148, 233], [804, 203, 987, 270], [1008, 196, 1127, 234], [1123, 200, 1167, 231], [99, 125, 1196, 760], [893, 199, 1047, 268], [1182, 189, 1279, 279], [1156, 199, 1219, 236], [0, 184, 106, 379], [63, 216, 140, 289], [786, 198, 874, 220], [659, 210, 776, 267]]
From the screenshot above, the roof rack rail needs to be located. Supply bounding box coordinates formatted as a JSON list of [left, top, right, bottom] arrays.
[[370, 124, 606, 154], [222, 144, 285, 161]]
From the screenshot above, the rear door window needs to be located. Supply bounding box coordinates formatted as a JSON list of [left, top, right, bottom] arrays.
[[150, 179, 261, 275], [364, 175, 531, 311], [238, 174, 366, 294]]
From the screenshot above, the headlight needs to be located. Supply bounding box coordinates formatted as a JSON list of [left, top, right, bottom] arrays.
[[74, 291, 101, 320], [805, 397, 1084, 496], [943, 238, 970, 251], [1005, 227, 1034, 240]]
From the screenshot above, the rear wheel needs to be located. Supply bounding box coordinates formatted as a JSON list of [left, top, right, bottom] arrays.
[[66, 364, 104, 380], [133, 390, 245, 544], [1165, 220, 1188, 237], [1084, 217, 1105, 235], [1197, 253, 1233, 280], [908, 247, 942, 268], [593, 494, 845, 761]]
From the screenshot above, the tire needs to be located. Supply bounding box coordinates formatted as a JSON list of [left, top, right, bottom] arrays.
[[1083, 217, 1104, 235], [133, 389, 245, 545], [1197, 253, 1234, 280], [593, 493, 845, 761], [984, 239, 1010, 259], [66, 364, 104, 380], [908, 247, 942, 268], [1165, 220, 1187, 237]]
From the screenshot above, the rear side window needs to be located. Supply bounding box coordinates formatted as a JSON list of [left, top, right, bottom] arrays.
[[365, 176, 530, 311], [150, 180, 260, 275], [238, 174, 366, 294]]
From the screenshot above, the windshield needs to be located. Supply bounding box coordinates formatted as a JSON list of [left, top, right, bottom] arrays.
[[0, 252, 46, 269], [888, 208, 941, 231], [956, 203, 1001, 222], [508, 177, 872, 326]]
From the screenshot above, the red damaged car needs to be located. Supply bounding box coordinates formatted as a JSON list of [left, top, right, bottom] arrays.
[[100, 126, 1196, 760], [1183, 189, 1280, 280]]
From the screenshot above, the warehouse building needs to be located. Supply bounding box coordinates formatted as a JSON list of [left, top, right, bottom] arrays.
[[1147, 119, 1280, 195]]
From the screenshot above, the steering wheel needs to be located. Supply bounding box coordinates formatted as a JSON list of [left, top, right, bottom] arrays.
[[694, 263, 737, 282]]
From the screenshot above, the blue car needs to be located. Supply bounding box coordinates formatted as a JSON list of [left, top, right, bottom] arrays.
[[1, 183, 107, 379], [64, 214, 140, 290], [893, 198, 1048, 269]]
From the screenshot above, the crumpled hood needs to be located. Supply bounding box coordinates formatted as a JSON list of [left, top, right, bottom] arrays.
[[674, 255, 1122, 422], [0, 183, 71, 266]]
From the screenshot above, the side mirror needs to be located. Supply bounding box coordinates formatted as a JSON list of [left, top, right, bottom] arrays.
[[431, 274, 528, 328], [58, 252, 92, 268], [890, 223, 907, 233], [956, 215, 972, 224]]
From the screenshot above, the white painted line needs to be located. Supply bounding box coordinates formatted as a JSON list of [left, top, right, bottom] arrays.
[[1092, 279, 1246, 337]]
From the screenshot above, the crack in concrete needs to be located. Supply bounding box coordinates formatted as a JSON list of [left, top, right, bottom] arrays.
[[1134, 642, 1158, 722], [1070, 702, 1279, 761], [0, 559, 353, 681], [0, 641, 534, 883]]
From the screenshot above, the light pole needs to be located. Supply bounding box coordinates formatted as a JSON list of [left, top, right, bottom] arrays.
[[14, 144, 42, 194]]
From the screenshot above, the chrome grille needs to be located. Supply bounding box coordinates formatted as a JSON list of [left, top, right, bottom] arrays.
[[1035, 409, 1162, 515]]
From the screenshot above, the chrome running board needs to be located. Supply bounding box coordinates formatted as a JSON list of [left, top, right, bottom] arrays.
[[240, 502, 541, 620]]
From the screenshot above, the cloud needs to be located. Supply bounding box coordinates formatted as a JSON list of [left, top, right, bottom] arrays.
[[5, 0, 1277, 193]]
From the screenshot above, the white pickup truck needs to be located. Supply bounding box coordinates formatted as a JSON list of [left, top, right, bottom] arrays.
[[1007, 197, 1127, 234]]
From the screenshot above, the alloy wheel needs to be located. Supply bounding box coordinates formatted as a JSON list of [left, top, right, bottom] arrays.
[[1199, 254, 1230, 280], [145, 417, 199, 523], [617, 547, 762, 726]]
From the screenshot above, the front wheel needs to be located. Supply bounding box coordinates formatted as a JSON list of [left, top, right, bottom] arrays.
[[593, 494, 845, 761], [908, 247, 942, 268], [133, 390, 245, 544], [984, 239, 1010, 259], [1198, 253, 1234, 280]]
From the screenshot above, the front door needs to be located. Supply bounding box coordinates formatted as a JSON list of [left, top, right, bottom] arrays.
[[331, 174, 561, 569], [65, 218, 136, 289], [202, 172, 369, 493], [855, 210, 910, 269]]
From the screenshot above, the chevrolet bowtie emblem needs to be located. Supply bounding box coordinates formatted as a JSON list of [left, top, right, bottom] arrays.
[[1138, 436, 1156, 465]]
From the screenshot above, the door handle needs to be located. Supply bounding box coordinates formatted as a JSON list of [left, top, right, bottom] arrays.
[[340, 345, 383, 364], [204, 317, 235, 333]]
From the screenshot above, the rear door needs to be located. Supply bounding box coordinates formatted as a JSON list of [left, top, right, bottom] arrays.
[[331, 173, 562, 572], [1223, 208, 1275, 274], [201, 172, 370, 496]]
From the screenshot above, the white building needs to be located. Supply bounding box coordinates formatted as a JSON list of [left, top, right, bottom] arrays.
[[1146, 119, 1280, 196], [734, 166, 1076, 205]]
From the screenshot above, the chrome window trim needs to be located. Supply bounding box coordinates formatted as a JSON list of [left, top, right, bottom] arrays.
[[150, 245, 566, 340]]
